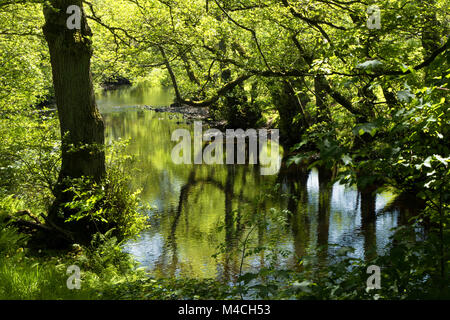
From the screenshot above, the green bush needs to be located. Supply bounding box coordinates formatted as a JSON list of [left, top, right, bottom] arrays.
[[63, 140, 148, 241]]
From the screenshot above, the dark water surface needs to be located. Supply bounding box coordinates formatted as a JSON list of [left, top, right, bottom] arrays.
[[97, 85, 402, 280]]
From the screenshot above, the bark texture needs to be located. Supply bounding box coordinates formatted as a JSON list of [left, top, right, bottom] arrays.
[[42, 0, 105, 240]]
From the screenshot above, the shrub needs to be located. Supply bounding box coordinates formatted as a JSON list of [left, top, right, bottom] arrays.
[[63, 140, 148, 242]]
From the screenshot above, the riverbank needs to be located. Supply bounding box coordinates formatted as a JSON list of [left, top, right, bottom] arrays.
[[143, 104, 210, 120], [142, 104, 229, 129]]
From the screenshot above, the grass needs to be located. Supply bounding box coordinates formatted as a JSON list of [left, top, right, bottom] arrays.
[[0, 255, 97, 300], [0, 217, 229, 300]]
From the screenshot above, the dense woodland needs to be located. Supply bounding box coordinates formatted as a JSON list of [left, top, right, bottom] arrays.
[[0, 0, 449, 299]]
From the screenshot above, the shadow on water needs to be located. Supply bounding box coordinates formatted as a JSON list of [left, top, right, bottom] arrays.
[[97, 85, 408, 280]]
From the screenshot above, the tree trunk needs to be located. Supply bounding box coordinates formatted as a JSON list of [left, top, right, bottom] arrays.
[[159, 45, 182, 104], [42, 1, 105, 235]]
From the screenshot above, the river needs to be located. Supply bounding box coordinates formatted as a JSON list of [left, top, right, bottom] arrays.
[[96, 84, 403, 281]]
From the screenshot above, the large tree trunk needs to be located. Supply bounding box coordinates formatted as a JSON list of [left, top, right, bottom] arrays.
[[42, 0, 105, 240]]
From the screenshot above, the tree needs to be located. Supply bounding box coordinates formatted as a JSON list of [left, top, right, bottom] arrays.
[[42, 0, 105, 241]]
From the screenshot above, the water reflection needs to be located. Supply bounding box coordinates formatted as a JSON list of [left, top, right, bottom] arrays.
[[97, 84, 174, 110], [98, 86, 401, 279]]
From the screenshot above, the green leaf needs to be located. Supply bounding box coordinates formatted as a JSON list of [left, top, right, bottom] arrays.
[[342, 154, 352, 165], [356, 60, 383, 70], [397, 90, 415, 102]]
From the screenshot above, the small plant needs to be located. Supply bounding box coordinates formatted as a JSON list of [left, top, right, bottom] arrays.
[[63, 140, 149, 241]]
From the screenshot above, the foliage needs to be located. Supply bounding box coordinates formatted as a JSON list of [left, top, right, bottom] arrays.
[[234, 224, 449, 300], [63, 140, 149, 241], [0, 218, 232, 300], [0, 0, 448, 301]]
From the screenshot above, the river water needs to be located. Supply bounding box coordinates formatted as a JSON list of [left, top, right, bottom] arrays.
[[97, 84, 402, 281]]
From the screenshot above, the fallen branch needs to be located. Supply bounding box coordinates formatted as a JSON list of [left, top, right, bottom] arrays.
[[6, 214, 52, 232], [15, 210, 41, 225], [5, 211, 75, 242]]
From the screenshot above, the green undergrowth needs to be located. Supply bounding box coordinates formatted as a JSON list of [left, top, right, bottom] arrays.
[[0, 216, 230, 300], [1, 211, 448, 300]]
